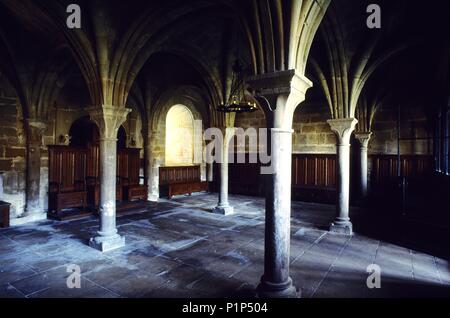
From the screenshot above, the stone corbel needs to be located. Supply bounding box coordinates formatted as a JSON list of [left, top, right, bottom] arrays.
[[327, 118, 359, 146], [86, 106, 131, 140]]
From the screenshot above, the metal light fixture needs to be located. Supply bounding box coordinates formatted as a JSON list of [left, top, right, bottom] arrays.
[[217, 18, 258, 114], [217, 59, 258, 113]]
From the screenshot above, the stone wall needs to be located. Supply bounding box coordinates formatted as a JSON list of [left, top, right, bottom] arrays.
[[234, 101, 336, 154], [235, 101, 432, 157], [370, 104, 433, 155], [0, 97, 26, 217]]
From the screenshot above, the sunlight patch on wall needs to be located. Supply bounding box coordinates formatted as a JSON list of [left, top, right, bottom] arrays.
[[165, 105, 194, 166]]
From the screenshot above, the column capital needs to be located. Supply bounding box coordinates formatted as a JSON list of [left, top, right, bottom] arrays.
[[25, 119, 47, 130], [248, 70, 312, 98], [25, 119, 47, 145], [327, 118, 358, 145], [248, 70, 313, 130], [354, 132, 373, 149], [86, 106, 131, 140]]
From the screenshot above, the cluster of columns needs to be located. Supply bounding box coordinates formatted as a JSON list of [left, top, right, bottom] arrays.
[[63, 83, 373, 300]]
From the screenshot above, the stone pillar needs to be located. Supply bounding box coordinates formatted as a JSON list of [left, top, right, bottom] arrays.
[[24, 120, 47, 219], [213, 128, 235, 215], [249, 70, 312, 298], [145, 130, 159, 202], [355, 132, 372, 200], [327, 118, 358, 235], [207, 162, 214, 182], [87, 106, 131, 252]]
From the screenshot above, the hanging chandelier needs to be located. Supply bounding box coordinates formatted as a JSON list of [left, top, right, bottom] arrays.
[[217, 59, 258, 113], [217, 18, 258, 114]]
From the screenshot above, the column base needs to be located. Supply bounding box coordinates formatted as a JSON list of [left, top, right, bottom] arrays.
[[330, 220, 353, 235], [147, 193, 159, 202], [256, 277, 300, 298], [212, 205, 234, 216], [89, 234, 125, 252]]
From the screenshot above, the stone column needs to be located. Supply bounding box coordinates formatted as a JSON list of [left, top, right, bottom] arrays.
[[145, 130, 159, 202], [87, 106, 131, 252], [213, 128, 235, 215], [249, 70, 312, 298], [206, 162, 214, 182], [327, 118, 358, 235], [24, 120, 47, 220], [355, 132, 372, 200]]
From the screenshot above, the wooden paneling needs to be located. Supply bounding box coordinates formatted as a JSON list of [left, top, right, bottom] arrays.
[[216, 153, 434, 204], [291, 154, 337, 203], [48, 146, 88, 217], [370, 155, 434, 186], [292, 154, 336, 189]]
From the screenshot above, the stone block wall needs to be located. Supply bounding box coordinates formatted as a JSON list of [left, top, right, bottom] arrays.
[[234, 101, 336, 154], [370, 105, 433, 155], [0, 97, 26, 217]]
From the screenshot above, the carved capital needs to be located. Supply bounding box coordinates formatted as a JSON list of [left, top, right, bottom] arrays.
[[327, 118, 358, 146], [248, 70, 312, 99], [25, 119, 47, 146], [248, 70, 312, 129], [354, 132, 373, 149], [86, 106, 131, 141]]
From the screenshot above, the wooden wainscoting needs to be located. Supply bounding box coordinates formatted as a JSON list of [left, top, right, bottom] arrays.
[[217, 153, 337, 203], [370, 154, 434, 186], [212, 153, 435, 205], [291, 154, 337, 203]]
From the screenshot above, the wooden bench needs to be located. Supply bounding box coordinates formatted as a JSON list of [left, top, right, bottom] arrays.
[[0, 201, 11, 228], [119, 177, 148, 202], [49, 181, 87, 218], [159, 165, 208, 199]]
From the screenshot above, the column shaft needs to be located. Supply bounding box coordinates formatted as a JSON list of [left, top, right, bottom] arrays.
[[213, 130, 233, 215], [327, 118, 358, 235], [335, 143, 351, 223], [355, 132, 372, 201], [98, 138, 118, 236], [145, 132, 159, 202], [258, 128, 297, 297], [359, 146, 369, 198], [24, 120, 46, 219]]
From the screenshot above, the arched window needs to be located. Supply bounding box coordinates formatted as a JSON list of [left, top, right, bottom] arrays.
[[165, 105, 194, 166]]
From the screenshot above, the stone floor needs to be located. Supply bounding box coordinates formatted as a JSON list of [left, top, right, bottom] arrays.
[[1, 193, 450, 298]]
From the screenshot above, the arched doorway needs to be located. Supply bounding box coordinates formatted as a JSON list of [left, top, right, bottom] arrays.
[[69, 116, 127, 149], [165, 105, 195, 166]]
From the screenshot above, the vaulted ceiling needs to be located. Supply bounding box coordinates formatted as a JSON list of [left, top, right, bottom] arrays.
[[0, 0, 448, 127]]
